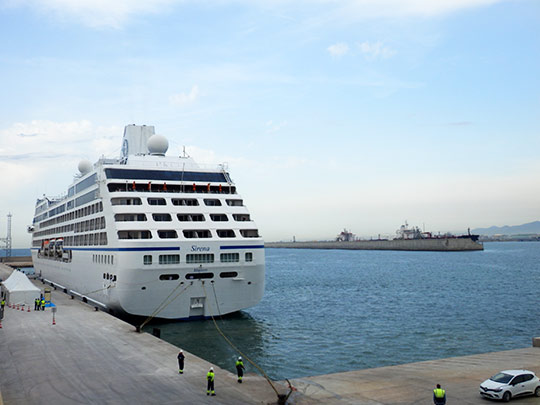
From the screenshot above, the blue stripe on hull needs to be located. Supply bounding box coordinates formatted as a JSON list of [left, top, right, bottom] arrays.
[[33, 245, 264, 252], [67, 247, 181, 252], [220, 245, 264, 250]]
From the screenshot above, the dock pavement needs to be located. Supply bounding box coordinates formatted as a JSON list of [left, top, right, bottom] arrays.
[[285, 347, 540, 404], [2, 263, 540, 404], [0, 264, 285, 405]]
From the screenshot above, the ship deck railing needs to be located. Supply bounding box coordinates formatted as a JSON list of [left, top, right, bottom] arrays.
[[107, 182, 237, 195]]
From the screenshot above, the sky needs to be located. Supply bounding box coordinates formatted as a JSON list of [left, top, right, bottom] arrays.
[[0, 0, 539, 247]]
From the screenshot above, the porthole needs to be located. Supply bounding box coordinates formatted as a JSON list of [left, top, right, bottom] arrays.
[[185, 273, 214, 280], [159, 274, 180, 281], [220, 271, 238, 278]]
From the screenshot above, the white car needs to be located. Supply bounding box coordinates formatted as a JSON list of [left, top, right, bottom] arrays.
[[479, 369, 540, 402]]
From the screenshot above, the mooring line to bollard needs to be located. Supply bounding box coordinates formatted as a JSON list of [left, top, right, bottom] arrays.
[[137, 282, 192, 332], [201, 281, 290, 402]]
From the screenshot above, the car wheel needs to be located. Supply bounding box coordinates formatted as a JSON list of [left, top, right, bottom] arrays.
[[535, 386, 540, 397], [502, 391, 511, 402]]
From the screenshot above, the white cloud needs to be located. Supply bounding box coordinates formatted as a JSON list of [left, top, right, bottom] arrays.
[[327, 42, 350, 57], [5, 0, 177, 29], [342, 0, 504, 18], [169, 85, 200, 106], [265, 120, 287, 134], [4, 0, 505, 29], [0, 120, 123, 246], [0, 120, 122, 160], [359, 41, 396, 60]]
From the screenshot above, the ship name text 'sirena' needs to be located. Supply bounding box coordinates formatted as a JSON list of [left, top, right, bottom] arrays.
[[29, 125, 265, 319]]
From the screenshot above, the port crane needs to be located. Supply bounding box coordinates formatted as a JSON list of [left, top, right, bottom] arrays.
[[0, 213, 12, 258]]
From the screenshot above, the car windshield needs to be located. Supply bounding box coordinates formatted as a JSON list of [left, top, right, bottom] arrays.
[[490, 373, 513, 383]]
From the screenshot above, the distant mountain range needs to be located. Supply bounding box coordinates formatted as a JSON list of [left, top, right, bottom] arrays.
[[472, 221, 540, 236]]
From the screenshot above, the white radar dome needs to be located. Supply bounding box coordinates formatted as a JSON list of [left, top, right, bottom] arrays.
[[147, 134, 169, 155], [78, 159, 92, 174]]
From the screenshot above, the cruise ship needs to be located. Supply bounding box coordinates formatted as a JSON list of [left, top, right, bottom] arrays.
[[29, 125, 265, 319]]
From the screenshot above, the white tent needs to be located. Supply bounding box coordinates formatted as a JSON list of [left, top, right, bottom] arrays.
[[1, 270, 41, 306]]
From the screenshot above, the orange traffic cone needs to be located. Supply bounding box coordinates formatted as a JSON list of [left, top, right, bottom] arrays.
[[27, 306, 31, 312], [0, 321, 2, 328], [52, 316, 56, 325]]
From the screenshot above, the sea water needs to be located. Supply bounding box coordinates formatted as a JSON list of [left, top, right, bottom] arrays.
[[10, 245, 539, 380], [147, 242, 540, 380]]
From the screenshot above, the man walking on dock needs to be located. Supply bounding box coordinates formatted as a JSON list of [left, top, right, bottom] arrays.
[[235, 356, 245, 383], [34, 298, 39, 311], [433, 384, 446, 404], [177, 350, 185, 374], [207, 367, 215, 396]]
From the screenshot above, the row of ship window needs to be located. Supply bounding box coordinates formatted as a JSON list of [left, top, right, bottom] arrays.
[[111, 197, 243, 207], [34, 216, 106, 238], [34, 210, 250, 239], [115, 213, 250, 222], [34, 179, 242, 228], [144, 252, 253, 265], [32, 226, 258, 248], [107, 182, 236, 195], [34, 197, 244, 233], [118, 229, 259, 239], [33, 233, 108, 248], [36, 201, 104, 228]]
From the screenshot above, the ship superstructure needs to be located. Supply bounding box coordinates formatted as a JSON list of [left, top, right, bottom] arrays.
[[29, 125, 265, 319]]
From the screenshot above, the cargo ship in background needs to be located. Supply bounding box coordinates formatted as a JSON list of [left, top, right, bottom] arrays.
[[28, 125, 265, 319], [267, 222, 483, 251]]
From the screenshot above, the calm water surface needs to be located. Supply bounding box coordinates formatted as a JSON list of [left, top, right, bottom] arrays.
[[71, 243, 540, 379]]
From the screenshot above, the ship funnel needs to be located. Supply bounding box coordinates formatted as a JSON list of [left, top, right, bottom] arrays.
[[121, 124, 155, 158]]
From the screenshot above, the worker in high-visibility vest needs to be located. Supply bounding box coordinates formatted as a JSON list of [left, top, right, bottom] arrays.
[[41, 299, 46, 311], [206, 367, 215, 396], [0, 299, 5, 309], [177, 350, 185, 374], [433, 384, 446, 405], [34, 298, 39, 311], [235, 356, 245, 383]]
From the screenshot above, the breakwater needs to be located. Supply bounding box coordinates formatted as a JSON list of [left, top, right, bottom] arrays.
[[0, 256, 33, 267], [266, 237, 483, 251]]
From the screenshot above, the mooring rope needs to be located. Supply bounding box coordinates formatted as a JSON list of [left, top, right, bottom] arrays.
[[138, 282, 191, 331], [201, 281, 281, 397]]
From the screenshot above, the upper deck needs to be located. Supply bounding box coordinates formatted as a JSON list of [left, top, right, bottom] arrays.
[[30, 125, 261, 250]]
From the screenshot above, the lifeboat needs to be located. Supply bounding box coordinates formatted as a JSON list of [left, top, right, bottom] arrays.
[[55, 238, 64, 258]]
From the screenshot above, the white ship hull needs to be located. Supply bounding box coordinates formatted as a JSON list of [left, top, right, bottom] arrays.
[[30, 125, 265, 320], [32, 245, 264, 319]]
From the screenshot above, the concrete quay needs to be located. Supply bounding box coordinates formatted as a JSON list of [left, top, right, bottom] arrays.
[[2, 263, 540, 404], [0, 264, 285, 405], [285, 347, 540, 404], [0, 256, 33, 268]]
